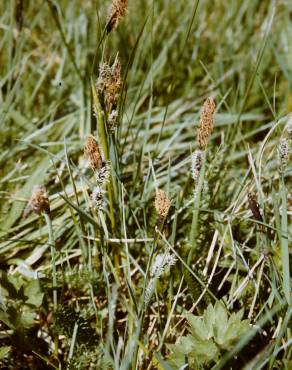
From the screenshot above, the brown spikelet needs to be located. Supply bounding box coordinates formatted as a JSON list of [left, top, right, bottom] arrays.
[[197, 97, 216, 149], [247, 192, 264, 229], [23, 185, 50, 218], [155, 189, 171, 218], [96, 57, 122, 130], [84, 135, 103, 171], [104, 58, 122, 111], [107, 0, 128, 34]]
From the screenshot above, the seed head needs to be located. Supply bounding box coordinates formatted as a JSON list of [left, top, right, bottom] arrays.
[[145, 250, 177, 306], [247, 192, 263, 223], [197, 97, 216, 149], [107, 0, 128, 34], [105, 58, 122, 110], [91, 186, 106, 209], [108, 110, 118, 131], [23, 185, 50, 218], [95, 162, 110, 186], [144, 278, 155, 307], [84, 135, 103, 171], [96, 57, 122, 130], [278, 138, 290, 173], [150, 252, 177, 278], [155, 189, 171, 218]]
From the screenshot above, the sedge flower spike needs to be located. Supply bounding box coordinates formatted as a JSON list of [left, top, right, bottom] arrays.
[[247, 192, 263, 223], [197, 97, 216, 149], [150, 252, 177, 278], [278, 138, 290, 173], [84, 135, 103, 171], [91, 186, 106, 209], [191, 150, 203, 183], [23, 185, 50, 218], [107, 0, 128, 34], [155, 189, 171, 218], [96, 57, 122, 131], [84, 135, 110, 210], [145, 250, 177, 306]]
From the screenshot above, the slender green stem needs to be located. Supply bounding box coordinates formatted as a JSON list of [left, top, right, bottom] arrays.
[[44, 212, 58, 358], [91, 79, 116, 235], [44, 212, 57, 310], [139, 218, 167, 317], [132, 219, 167, 368], [188, 151, 206, 264], [280, 175, 290, 305]]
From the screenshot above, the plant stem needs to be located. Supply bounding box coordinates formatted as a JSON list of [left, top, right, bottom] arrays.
[[280, 175, 290, 305], [188, 151, 206, 264], [44, 212, 57, 310], [91, 79, 116, 236], [44, 212, 58, 358]]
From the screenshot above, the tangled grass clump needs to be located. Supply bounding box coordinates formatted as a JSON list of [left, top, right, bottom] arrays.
[[0, 0, 291, 369]]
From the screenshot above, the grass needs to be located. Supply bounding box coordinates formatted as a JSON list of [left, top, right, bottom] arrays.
[[0, 0, 291, 369]]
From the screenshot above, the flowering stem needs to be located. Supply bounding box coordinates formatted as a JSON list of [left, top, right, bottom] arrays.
[[91, 79, 116, 235], [188, 151, 206, 264], [44, 213, 57, 310], [280, 175, 290, 305], [44, 212, 58, 357]]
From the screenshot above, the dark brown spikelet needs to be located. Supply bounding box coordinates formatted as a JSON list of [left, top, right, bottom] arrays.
[[248, 192, 263, 226], [23, 185, 50, 218], [16, 0, 24, 31], [197, 97, 216, 149], [104, 58, 122, 112], [107, 0, 128, 34], [96, 58, 122, 110], [84, 135, 103, 171]]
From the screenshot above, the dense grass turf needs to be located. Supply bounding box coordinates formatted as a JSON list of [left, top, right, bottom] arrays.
[[0, 0, 291, 368]]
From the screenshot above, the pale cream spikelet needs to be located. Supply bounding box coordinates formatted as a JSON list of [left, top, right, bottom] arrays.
[[191, 150, 203, 183], [108, 110, 118, 131], [84, 135, 103, 172], [278, 138, 290, 173], [145, 251, 177, 306], [95, 162, 110, 186], [150, 252, 177, 278], [91, 186, 106, 209], [155, 189, 171, 218], [107, 0, 128, 34], [23, 185, 50, 218], [197, 97, 216, 149]]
